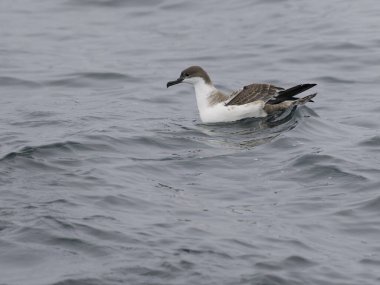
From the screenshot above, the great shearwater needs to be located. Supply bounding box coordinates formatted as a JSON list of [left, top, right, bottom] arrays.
[[167, 66, 317, 123]]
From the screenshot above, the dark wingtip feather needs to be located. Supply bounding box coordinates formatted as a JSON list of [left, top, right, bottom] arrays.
[[278, 83, 317, 99]]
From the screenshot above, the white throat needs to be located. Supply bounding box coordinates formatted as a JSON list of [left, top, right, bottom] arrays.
[[185, 77, 216, 114]]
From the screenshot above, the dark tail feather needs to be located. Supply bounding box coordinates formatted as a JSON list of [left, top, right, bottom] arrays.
[[279, 83, 316, 97], [276, 83, 316, 101], [292, 93, 317, 106]]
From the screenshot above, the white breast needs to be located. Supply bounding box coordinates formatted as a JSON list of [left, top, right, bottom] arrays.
[[185, 77, 267, 123], [200, 101, 267, 123]]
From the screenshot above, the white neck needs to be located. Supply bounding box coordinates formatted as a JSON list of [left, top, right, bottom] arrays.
[[190, 78, 216, 114]]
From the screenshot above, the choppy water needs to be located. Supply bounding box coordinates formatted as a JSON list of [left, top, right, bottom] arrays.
[[1, 0, 380, 284]]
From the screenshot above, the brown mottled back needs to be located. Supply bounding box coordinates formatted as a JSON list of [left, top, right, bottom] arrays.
[[225, 83, 283, 106], [208, 90, 229, 106]]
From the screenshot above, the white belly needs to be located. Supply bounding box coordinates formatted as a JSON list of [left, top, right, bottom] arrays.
[[199, 101, 268, 123]]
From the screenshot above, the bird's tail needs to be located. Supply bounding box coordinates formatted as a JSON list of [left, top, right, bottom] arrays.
[[275, 84, 317, 103], [291, 93, 317, 106]]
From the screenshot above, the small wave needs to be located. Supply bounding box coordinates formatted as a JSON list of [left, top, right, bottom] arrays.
[[289, 153, 368, 184], [65, 0, 162, 8], [323, 42, 367, 51], [347, 119, 380, 130], [24, 111, 58, 119], [256, 0, 288, 4], [160, 2, 194, 11], [69, 72, 135, 81], [311, 76, 356, 84], [358, 135, 380, 148], [0, 76, 41, 88], [0, 141, 91, 162], [241, 273, 299, 285], [95, 194, 146, 208], [44, 72, 138, 88], [14, 221, 112, 258], [178, 247, 232, 259], [360, 258, 380, 266], [356, 196, 380, 213], [281, 255, 316, 268], [50, 278, 104, 285], [300, 42, 367, 51], [9, 119, 71, 128], [256, 255, 315, 271]]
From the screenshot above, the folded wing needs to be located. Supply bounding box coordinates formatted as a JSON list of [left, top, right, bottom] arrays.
[[225, 83, 317, 106], [224, 83, 284, 106]]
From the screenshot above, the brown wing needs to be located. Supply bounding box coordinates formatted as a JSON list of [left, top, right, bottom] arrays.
[[225, 83, 284, 106]]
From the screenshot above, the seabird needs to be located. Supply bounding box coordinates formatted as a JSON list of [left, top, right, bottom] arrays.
[[167, 66, 317, 123]]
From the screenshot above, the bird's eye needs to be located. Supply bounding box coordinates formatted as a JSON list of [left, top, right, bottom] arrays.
[[184, 73, 189, 77]]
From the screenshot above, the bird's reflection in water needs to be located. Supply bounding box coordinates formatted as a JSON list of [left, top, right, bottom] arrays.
[[197, 107, 299, 149]]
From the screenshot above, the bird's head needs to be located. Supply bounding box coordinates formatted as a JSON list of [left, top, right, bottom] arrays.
[[167, 66, 212, 88]]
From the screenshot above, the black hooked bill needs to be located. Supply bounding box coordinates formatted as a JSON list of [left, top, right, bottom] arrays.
[[167, 77, 183, 88]]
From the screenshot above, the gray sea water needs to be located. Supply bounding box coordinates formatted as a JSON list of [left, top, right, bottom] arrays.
[[1, 0, 380, 284]]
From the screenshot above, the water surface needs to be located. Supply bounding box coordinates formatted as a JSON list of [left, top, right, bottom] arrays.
[[1, 0, 380, 284]]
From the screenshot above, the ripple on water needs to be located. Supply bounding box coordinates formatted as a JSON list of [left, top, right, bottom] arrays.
[[125, 110, 300, 161], [0, 139, 121, 163], [0, 141, 89, 161], [311, 76, 357, 84], [0, 76, 41, 88], [288, 153, 368, 186], [0, 140, 123, 189], [93, 193, 157, 212], [11, 224, 109, 258], [356, 195, 380, 213], [51, 278, 104, 285], [358, 135, 380, 150], [43, 72, 139, 88], [2, 0, 380, 284], [255, 255, 316, 271], [64, 0, 163, 9], [240, 273, 303, 285]]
